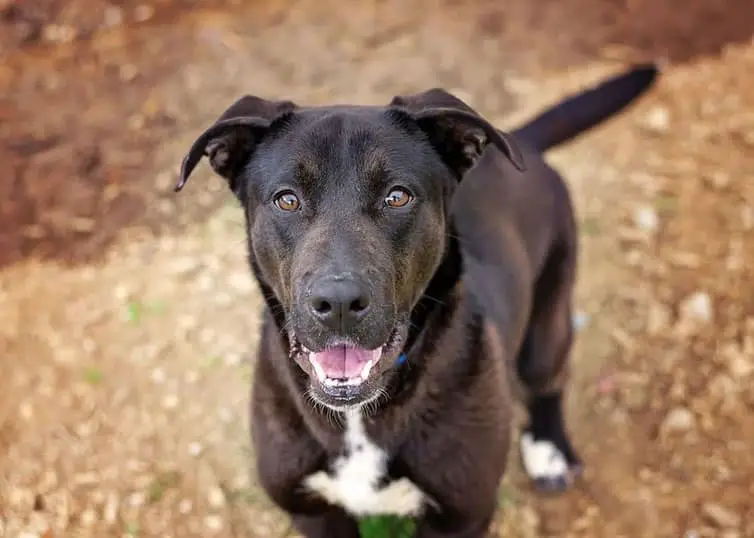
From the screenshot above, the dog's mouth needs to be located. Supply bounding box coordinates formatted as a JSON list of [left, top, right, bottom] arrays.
[[304, 344, 382, 387], [290, 327, 403, 398]]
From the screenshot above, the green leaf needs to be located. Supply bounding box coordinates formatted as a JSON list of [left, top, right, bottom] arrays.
[[359, 516, 416, 538], [82, 366, 103, 385], [147, 470, 182, 503], [126, 301, 143, 323]]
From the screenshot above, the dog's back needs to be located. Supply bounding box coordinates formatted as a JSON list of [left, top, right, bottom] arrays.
[[453, 64, 659, 355]]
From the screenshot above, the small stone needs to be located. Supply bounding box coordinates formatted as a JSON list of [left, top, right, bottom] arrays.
[[667, 250, 701, 269], [704, 171, 731, 189], [224, 353, 242, 367], [647, 302, 672, 335], [661, 407, 696, 435], [199, 328, 216, 345], [720, 343, 753, 380], [196, 273, 214, 292], [128, 114, 145, 130], [80, 507, 97, 526], [128, 491, 146, 508], [228, 272, 254, 294], [518, 505, 540, 531], [19, 400, 34, 420], [167, 257, 201, 276], [177, 315, 198, 332], [188, 442, 203, 457], [162, 394, 179, 410], [103, 6, 124, 27], [572, 310, 590, 332], [708, 374, 737, 404], [207, 487, 226, 509], [119, 64, 138, 82], [218, 407, 233, 423], [634, 205, 659, 233], [134, 4, 155, 22], [642, 106, 670, 133], [179, 499, 193, 514], [677, 291, 713, 329], [741, 205, 753, 230], [103, 492, 119, 524], [150, 367, 167, 384], [204, 515, 224, 533], [701, 502, 741, 529], [114, 285, 130, 301]]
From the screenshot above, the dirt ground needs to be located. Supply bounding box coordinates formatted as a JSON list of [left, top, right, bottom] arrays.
[[1, 0, 753, 536]]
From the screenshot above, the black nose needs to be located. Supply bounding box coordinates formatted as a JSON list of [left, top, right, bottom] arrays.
[[308, 277, 372, 331]]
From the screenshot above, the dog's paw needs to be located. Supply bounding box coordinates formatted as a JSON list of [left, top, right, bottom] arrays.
[[377, 478, 427, 516], [302, 471, 340, 505], [520, 432, 582, 494]]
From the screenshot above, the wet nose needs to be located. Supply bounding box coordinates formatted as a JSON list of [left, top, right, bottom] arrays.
[[308, 277, 372, 332]]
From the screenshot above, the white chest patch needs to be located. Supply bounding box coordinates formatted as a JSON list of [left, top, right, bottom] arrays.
[[303, 410, 427, 517]]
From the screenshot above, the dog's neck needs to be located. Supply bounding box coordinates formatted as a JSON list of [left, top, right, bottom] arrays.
[[404, 232, 463, 354]]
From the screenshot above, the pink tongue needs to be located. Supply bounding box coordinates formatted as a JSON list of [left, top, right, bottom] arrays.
[[310, 345, 379, 379]]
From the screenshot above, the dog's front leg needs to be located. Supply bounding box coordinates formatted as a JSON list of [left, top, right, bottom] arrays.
[[408, 446, 501, 538], [254, 412, 361, 538], [404, 395, 509, 538], [253, 409, 361, 538], [251, 362, 361, 538]]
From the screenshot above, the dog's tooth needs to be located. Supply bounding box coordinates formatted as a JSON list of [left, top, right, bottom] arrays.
[[359, 359, 376, 380], [309, 359, 327, 382]]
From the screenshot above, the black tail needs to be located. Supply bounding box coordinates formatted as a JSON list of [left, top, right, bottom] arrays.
[[511, 63, 659, 153]]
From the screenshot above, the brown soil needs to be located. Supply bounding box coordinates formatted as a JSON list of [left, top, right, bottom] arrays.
[[1, 0, 753, 537]]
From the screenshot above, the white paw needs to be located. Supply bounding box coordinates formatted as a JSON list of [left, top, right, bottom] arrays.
[[303, 471, 340, 505], [377, 478, 426, 516], [520, 432, 569, 480]]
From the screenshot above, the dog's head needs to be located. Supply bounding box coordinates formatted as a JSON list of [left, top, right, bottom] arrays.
[[177, 90, 524, 410]]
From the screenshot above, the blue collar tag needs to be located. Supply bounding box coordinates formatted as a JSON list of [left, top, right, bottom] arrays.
[[395, 353, 408, 366]]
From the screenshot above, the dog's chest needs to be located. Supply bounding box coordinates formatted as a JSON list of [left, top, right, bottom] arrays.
[[303, 411, 427, 517]]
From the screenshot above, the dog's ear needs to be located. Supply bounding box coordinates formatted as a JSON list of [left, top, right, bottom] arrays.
[[389, 89, 525, 177], [175, 95, 298, 192]]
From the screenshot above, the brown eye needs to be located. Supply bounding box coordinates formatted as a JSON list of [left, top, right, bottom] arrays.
[[384, 187, 413, 209], [274, 191, 301, 212]]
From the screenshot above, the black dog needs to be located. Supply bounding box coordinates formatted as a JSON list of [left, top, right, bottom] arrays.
[[176, 64, 658, 538]]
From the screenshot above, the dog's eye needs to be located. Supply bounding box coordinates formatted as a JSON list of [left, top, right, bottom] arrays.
[[274, 191, 301, 212], [384, 187, 413, 209]]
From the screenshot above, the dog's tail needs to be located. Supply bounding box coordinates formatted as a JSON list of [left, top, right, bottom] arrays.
[[510, 63, 659, 153]]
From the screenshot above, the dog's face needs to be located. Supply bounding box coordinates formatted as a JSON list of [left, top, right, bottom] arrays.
[[177, 92, 524, 410]]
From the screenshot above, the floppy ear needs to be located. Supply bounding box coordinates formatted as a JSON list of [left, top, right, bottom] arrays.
[[389, 89, 525, 177], [174, 95, 297, 192]]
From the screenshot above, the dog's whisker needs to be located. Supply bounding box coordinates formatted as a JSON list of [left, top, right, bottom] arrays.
[[420, 293, 446, 306]]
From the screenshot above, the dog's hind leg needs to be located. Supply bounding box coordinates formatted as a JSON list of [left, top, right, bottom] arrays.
[[515, 242, 582, 493]]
